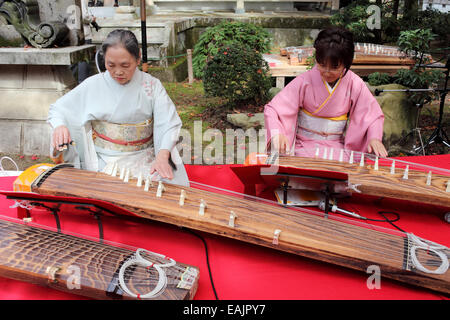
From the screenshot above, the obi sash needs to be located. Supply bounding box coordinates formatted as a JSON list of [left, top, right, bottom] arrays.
[[92, 119, 153, 152], [296, 109, 347, 141]]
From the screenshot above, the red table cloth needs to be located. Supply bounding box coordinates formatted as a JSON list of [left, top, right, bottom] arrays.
[[0, 155, 449, 300]]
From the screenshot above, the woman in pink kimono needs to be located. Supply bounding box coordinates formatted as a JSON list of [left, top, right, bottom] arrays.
[[264, 27, 388, 159]]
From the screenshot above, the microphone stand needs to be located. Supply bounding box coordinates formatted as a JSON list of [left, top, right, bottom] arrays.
[[374, 55, 450, 155], [140, 0, 148, 73], [418, 59, 450, 151]]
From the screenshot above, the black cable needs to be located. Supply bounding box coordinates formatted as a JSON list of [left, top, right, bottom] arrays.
[[333, 201, 406, 233], [181, 227, 219, 300], [365, 211, 406, 233]]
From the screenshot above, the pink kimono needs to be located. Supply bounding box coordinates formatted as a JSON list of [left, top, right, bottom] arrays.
[[264, 66, 384, 158]]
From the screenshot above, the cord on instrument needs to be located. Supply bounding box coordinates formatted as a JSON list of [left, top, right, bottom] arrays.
[[365, 211, 406, 233], [181, 227, 219, 300], [335, 201, 406, 233]]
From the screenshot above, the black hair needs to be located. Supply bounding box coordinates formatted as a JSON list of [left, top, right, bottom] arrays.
[[101, 29, 140, 61], [314, 27, 354, 75]]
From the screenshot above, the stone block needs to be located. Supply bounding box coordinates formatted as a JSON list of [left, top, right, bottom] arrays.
[[0, 65, 25, 89], [0, 45, 95, 65], [23, 121, 52, 156], [0, 91, 59, 121], [90, 22, 167, 45], [0, 121, 21, 154], [227, 113, 265, 130], [0, 65, 75, 121], [25, 65, 59, 90], [147, 57, 187, 82], [368, 83, 417, 150]]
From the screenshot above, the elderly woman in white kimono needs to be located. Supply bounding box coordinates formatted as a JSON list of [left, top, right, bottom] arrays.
[[48, 29, 189, 186]]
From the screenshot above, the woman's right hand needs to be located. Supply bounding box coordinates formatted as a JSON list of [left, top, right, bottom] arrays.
[[270, 134, 290, 155], [52, 125, 72, 151]]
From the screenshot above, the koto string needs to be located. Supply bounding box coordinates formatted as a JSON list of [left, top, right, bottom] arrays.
[[46, 167, 409, 238], [37, 174, 448, 272], [0, 225, 181, 284], [30, 189, 440, 272], [30, 168, 450, 273], [41, 171, 449, 269], [280, 148, 450, 175], [0, 226, 191, 291], [0, 215, 192, 277], [0, 220, 193, 292], [0, 218, 193, 286]]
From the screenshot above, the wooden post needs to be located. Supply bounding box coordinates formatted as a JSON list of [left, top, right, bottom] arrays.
[[140, 0, 148, 72], [187, 49, 193, 84]]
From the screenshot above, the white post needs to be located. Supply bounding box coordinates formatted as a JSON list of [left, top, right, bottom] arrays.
[[187, 49, 194, 84], [331, 0, 340, 12], [236, 0, 245, 14], [276, 77, 285, 89]]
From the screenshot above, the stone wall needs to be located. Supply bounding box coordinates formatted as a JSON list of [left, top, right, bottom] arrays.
[[0, 45, 95, 156], [369, 83, 419, 152], [0, 64, 77, 155]]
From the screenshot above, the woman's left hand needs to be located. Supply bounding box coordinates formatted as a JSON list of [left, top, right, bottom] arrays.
[[368, 139, 388, 158], [150, 149, 174, 180]]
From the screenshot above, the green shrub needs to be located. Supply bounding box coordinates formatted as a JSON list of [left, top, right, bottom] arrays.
[[306, 51, 316, 70], [368, 72, 392, 86], [393, 68, 443, 104], [394, 29, 444, 105], [203, 43, 272, 106], [330, 0, 378, 42], [398, 7, 450, 44], [397, 29, 435, 60], [331, 2, 450, 44], [193, 21, 272, 79]]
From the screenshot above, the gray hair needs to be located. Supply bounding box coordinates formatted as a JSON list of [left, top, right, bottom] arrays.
[[101, 29, 140, 61]]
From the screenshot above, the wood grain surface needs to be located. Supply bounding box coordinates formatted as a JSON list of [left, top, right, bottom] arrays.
[[277, 156, 450, 208], [0, 218, 199, 300], [32, 167, 450, 295]]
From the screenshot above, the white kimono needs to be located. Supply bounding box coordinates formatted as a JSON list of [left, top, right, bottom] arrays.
[[47, 68, 189, 187]]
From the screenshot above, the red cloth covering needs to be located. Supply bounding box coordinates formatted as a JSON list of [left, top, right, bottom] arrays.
[[0, 155, 449, 300]]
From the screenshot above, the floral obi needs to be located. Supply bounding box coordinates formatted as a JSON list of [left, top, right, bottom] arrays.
[[91, 119, 153, 152]]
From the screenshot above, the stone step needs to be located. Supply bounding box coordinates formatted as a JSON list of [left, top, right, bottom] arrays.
[[146, 0, 335, 12], [151, 3, 294, 13], [91, 21, 169, 45], [91, 24, 171, 62]]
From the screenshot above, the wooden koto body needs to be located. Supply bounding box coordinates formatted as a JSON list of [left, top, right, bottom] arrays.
[[275, 155, 450, 208], [16, 164, 450, 295], [0, 217, 199, 300]]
